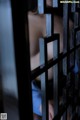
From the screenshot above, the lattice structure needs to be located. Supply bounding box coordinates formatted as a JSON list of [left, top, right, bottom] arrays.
[[31, 0, 80, 120], [0, 0, 80, 120]]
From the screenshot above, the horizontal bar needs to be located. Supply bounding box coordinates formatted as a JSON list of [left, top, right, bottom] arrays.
[[74, 26, 80, 32], [44, 7, 58, 14], [44, 34, 59, 43], [31, 45, 80, 79]]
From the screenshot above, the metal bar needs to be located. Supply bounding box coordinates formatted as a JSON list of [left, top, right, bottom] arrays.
[[38, 0, 44, 14], [52, 0, 58, 8], [70, 52, 75, 69], [39, 38, 49, 120], [53, 39, 59, 116], [11, 0, 33, 120], [45, 34, 59, 43], [51, 14, 54, 35], [71, 0, 76, 12], [71, 7, 80, 117], [31, 44, 80, 79], [74, 13, 79, 27], [78, 13, 80, 26], [45, 7, 55, 14], [62, 3, 69, 120], [76, 48, 80, 71], [53, 64, 59, 116], [76, 31, 80, 45], [46, 14, 51, 37], [63, 3, 69, 53]]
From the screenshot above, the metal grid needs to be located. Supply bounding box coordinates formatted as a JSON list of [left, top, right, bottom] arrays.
[[11, 0, 80, 120], [0, 0, 80, 120], [31, 0, 80, 120]]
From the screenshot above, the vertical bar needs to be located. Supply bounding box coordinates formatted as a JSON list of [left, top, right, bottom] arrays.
[[38, 0, 44, 14], [70, 52, 74, 68], [74, 13, 79, 27], [76, 48, 80, 71], [71, 0, 76, 12], [78, 13, 80, 26], [52, 0, 58, 8], [69, 30, 75, 70], [46, 14, 51, 37], [53, 40, 59, 59], [74, 61, 78, 90], [39, 38, 49, 120], [71, 6, 79, 118], [63, 3, 69, 53], [38, 0, 46, 14], [61, 87, 67, 120], [51, 14, 54, 36], [62, 3, 69, 120], [76, 31, 80, 45], [53, 64, 58, 116], [70, 29, 74, 50], [11, 0, 33, 120], [53, 39, 59, 116], [77, 0, 80, 8], [76, 49, 80, 117]]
